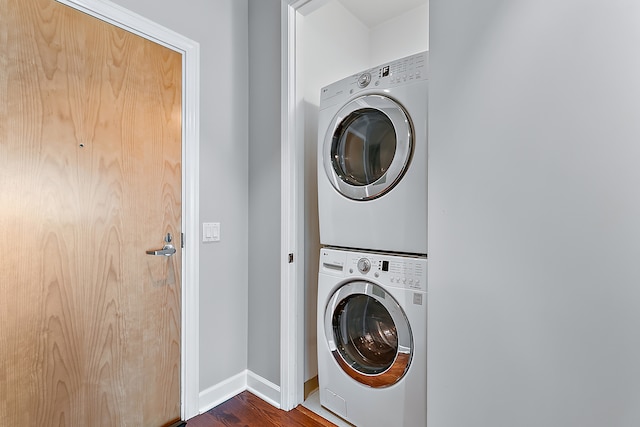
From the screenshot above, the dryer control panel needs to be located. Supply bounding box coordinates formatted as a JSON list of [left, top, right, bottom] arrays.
[[319, 50, 429, 110]]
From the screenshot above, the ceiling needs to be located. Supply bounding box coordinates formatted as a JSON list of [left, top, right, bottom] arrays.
[[337, 0, 427, 28]]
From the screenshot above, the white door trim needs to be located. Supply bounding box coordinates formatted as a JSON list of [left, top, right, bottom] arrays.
[[280, 0, 329, 411], [279, 0, 303, 411], [55, 0, 200, 420]]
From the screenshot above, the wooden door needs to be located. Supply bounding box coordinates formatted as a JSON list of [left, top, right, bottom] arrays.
[[0, 0, 182, 425]]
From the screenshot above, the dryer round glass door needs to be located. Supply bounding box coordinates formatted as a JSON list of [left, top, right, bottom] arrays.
[[323, 94, 413, 200], [324, 281, 413, 388]]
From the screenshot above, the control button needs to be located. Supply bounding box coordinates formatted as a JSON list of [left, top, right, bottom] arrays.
[[357, 258, 371, 274], [357, 73, 371, 88], [374, 272, 380, 278]]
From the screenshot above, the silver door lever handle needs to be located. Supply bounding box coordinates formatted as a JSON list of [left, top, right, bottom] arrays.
[[146, 244, 176, 257]]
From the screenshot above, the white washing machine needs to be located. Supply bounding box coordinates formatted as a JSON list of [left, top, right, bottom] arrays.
[[317, 51, 428, 255], [317, 247, 426, 427]]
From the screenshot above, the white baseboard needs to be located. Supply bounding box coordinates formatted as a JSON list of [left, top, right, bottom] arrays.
[[198, 370, 282, 415], [247, 370, 282, 409], [198, 371, 247, 414]]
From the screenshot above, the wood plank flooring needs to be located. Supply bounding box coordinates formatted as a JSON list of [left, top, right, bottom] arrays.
[[187, 392, 337, 427]]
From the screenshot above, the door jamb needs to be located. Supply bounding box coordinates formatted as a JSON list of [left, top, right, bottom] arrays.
[[279, 0, 302, 411], [280, 0, 328, 411], [55, 0, 200, 420]]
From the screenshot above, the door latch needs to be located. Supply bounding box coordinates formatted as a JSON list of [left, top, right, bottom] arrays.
[[146, 233, 176, 257]]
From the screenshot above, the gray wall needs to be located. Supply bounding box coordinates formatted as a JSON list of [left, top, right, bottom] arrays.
[[429, 1, 640, 426], [247, 0, 282, 386], [109, 0, 250, 393]]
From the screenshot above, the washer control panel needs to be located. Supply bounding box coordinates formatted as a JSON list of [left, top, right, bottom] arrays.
[[344, 251, 427, 292]]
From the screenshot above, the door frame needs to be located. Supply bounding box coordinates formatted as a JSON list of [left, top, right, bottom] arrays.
[[279, 0, 329, 411], [55, 0, 200, 420]]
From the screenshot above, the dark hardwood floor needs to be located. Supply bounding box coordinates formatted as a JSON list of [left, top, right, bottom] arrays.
[[186, 391, 337, 427]]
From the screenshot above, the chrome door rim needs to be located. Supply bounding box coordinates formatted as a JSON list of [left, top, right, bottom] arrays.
[[324, 280, 413, 388], [323, 95, 413, 200]]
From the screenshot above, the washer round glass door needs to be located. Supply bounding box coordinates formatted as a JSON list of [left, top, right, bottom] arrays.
[[323, 94, 413, 200], [325, 281, 413, 388]]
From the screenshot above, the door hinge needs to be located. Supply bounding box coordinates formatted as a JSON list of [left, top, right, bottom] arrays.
[[181, 232, 185, 249], [288, 253, 294, 263]]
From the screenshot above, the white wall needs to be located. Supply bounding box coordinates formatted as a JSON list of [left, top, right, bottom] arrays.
[[109, 0, 250, 400], [303, 1, 370, 105], [301, 0, 370, 382], [302, 0, 429, 382], [369, 3, 429, 66], [429, 1, 640, 426]]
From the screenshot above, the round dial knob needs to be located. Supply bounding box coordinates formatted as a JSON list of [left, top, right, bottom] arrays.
[[357, 73, 371, 88], [357, 258, 371, 274]]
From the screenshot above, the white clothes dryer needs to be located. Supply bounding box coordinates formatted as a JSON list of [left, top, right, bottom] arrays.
[[317, 247, 427, 427], [317, 52, 428, 255]]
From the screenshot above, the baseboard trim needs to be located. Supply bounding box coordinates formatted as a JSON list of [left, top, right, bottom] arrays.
[[198, 370, 282, 415], [198, 371, 246, 414], [247, 370, 282, 409]]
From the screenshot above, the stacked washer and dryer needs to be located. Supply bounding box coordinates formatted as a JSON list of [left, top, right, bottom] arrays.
[[316, 51, 428, 427]]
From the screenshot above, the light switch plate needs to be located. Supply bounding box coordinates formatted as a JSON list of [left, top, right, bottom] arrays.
[[202, 222, 220, 242]]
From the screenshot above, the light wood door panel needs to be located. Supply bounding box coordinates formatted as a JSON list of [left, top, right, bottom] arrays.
[[0, 0, 182, 425]]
